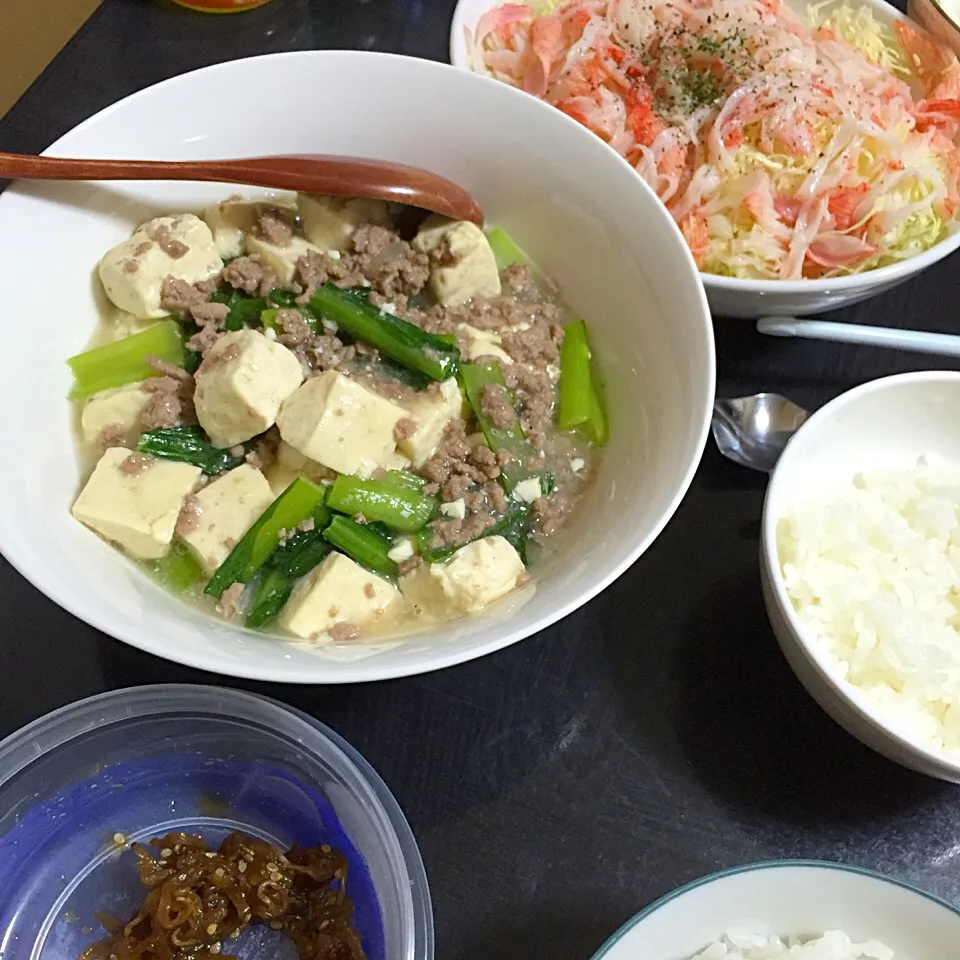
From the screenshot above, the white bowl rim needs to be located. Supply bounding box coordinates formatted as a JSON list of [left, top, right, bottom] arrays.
[[0, 48, 715, 684], [447, 0, 960, 295], [761, 370, 960, 773], [589, 858, 960, 959]]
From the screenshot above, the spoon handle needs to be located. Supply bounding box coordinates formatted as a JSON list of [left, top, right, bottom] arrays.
[[757, 316, 960, 359], [0, 152, 484, 226]]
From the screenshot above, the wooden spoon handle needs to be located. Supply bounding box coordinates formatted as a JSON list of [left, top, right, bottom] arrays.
[[0, 152, 484, 226]]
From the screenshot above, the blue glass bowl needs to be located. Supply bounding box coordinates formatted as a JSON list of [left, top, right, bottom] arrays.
[[0, 685, 433, 960]]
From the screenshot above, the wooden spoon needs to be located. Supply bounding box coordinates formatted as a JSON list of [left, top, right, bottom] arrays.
[[0, 152, 484, 226]]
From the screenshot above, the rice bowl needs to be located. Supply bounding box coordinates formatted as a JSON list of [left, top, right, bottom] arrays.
[[761, 371, 960, 782], [589, 860, 960, 960]]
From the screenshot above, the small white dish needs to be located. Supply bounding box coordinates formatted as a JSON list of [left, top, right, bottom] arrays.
[[0, 51, 715, 683], [449, 0, 960, 318], [592, 860, 960, 959], [761, 371, 960, 782]]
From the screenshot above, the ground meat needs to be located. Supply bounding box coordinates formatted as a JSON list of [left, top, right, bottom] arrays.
[[441, 473, 473, 503], [531, 493, 572, 537], [367, 291, 409, 313], [186, 324, 223, 355], [119, 453, 154, 476], [175, 495, 202, 536], [520, 395, 552, 450], [504, 364, 554, 450], [501, 321, 561, 366], [276, 309, 313, 345], [123, 259, 139, 274], [133, 241, 152, 256], [428, 512, 495, 550], [354, 340, 379, 360], [277, 309, 353, 372], [245, 429, 279, 471], [363, 582, 376, 599], [311, 335, 354, 372], [190, 301, 230, 327], [450, 298, 540, 331], [501, 263, 534, 293], [184, 299, 230, 356], [294, 251, 367, 300], [146, 356, 193, 383], [160, 276, 208, 315], [349, 224, 391, 257], [479, 383, 517, 428], [397, 555, 423, 576], [467, 443, 502, 481], [353, 513, 367, 524], [348, 225, 430, 299], [141, 377, 187, 430], [221, 255, 277, 297], [152, 224, 189, 259], [255, 207, 293, 247], [98, 424, 128, 448], [417, 420, 485, 488], [486, 481, 507, 512], [217, 581, 245, 620], [393, 418, 417, 442], [329, 622, 359, 642]]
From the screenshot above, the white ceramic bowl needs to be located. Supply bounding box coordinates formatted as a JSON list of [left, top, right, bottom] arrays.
[[0, 51, 714, 683], [591, 860, 960, 959], [449, 0, 960, 318], [761, 372, 960, 782]]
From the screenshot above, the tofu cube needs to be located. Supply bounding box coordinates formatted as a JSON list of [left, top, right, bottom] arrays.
[[457, 323, 513, 365], [194, 330, 304, 448], [202, 197, 296, 259], [400, 536, 524, 617], [396, 378, 464, 466], [280, 552, 404, 640], [71, 448, 201, 560], [178, 464, 275, 574], [413, 215, 501, 306], [277, 371, 410, 475], [245, 234, 322, 287], [98, 214, 223, 319], [264, 441, 337, 496], [276, 440, 337, 482], [80, 381, 151, 449], [298, 195, 392, 252]]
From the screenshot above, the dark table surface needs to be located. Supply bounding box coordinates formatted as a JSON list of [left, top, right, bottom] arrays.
[[4, 1, 960, 957]]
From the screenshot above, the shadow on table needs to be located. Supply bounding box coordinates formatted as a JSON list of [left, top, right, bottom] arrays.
[[450, 906, 616, 960], [93, 613, 594, 831], [601, 562, 946, 827]]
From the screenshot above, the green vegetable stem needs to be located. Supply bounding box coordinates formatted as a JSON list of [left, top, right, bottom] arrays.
[[310, 284, 460, 381], [205, 477, 326, 599], [67, 320, 185, 399]]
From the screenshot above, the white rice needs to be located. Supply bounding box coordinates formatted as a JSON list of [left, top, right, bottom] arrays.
[[689, 929, 894, 960], [777, 456, 960, 752]]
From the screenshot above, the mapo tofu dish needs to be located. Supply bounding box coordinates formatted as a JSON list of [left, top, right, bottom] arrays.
[[69, 193, 607, 642]]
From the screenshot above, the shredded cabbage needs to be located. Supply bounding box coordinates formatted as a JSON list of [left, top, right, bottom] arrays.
[[474, 0, 960, 279]]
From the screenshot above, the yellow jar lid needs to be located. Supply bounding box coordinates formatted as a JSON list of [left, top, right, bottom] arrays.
[[169, 0, 274, 12]]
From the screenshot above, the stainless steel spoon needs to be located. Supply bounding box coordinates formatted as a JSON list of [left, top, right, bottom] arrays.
[[712, 393, 810, 473]]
